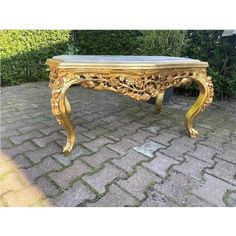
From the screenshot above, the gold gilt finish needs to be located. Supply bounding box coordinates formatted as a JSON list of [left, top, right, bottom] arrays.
[[46, 57, 214, 154]]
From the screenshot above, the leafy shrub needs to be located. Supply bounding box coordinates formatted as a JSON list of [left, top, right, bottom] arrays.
[[1, 30, 235, 101], [136, 30, 187, 56], [71, 30, 142, 55], [1, 30, 70, 86], [185, 30, 236, 100]]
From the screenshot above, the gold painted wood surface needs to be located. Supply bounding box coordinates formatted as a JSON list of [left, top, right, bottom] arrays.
[[46, 55, 214, 154]]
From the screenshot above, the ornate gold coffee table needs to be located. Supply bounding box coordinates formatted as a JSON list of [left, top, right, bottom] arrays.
[[46, 55, 214, 154]]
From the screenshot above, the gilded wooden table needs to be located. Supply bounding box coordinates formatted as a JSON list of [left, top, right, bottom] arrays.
[[46, 55, 214, 154]]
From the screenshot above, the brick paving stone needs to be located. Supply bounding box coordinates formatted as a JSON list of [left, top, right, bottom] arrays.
[[103, 119, 127, 131], [74, 124, 90, 133], [172, 136, 199, 148], [13, 155, 32, 169], [82, 136, 114, 153], [225, 191, 236, 207], [117, 166, 162, 201], [36, 176, 60, 197], [149, 130, 180, 146], [142, 152, 179, 178], [141, 189, 178, 207], [4, 141, 37, 158], [23, 115, 52, 125], [5, 114, 30, 123], [112, 149, 148, 173], [153, 172, 213, 206], [82, 147, 119, 169], [137, 115, 159, 125], [81, 112, 104, 122], [205, 158, 236, 186], [82, 126, 111, 139], [104, 127, 134, 141], [86, 184, 139, 207], [188, 144, 220, 164], [142, 124, 163, 134], [25, 142, 61, 164], [160, 141, 193, 161], [1, 120, 27, 133], [2, 81, 236, 207], [193, 174, 236, 206], [49, 159, 92, 189], [24, 157, 62, 183], [199, 135, 229, 152], [17, 122, 47, 134], [133, 139, 166, 158], [53, 181, 96, 207], [52, 145, 92, 167], [32, 131, 65, 147], [125, 122, 146, 132], [38, 125, 62, 135], [100, 114, 119, 123], [1, 138, 14, 149], [10, 130, 43, 145], [82, 163, 126, 194], [216, 149, 236, 164], [127, 129, 154, 144], [173, 155, 213, 181], [211, 128, 232, 138], [1, 129, 21, 139], [108, 137, 138, 155], [81, 119, 107, 130]]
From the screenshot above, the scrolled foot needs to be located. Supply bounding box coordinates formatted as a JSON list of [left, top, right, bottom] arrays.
[[188, 128, 198, 138], [63, 142, 74, 155]]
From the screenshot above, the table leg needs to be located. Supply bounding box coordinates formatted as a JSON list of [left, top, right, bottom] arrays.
[[156, 90, 165, 113], [50, 83, 75, 154], [185, 76, 214, 138]]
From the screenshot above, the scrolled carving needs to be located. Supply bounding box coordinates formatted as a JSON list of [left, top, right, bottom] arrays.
[[48, 66, 65, 123], [202, 76, 214, 111], [58, 69, 203, 102]]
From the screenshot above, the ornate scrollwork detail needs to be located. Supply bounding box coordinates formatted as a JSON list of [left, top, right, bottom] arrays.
[[202, 76, 214, 111], [58, 69, 204, 102], [48, 66, 65, 121], [48, 66, 64, 90]]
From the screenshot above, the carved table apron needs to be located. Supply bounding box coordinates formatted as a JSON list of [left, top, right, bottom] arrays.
[[46, 55, 214, 154]]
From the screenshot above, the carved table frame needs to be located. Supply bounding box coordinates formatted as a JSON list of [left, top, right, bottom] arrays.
[[46, 57, 214, 154]]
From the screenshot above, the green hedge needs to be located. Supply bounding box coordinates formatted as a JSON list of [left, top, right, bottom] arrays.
[[71, 30, 142, 55], [185, 30, 236, 100], [1, 30, 235, 100], [1, 30, 70, 86], [136, 30, 187, 56]]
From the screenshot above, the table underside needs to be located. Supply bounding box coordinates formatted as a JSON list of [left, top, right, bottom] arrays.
[[46, 57, 214, 154]]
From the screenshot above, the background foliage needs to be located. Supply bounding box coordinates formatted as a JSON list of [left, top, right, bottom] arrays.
[[71, 30, 142, 55], [1, 30, 70, 86], [185, 30, 236, 100], [1, 30, 235, 100], [136, 30, 187, 56]]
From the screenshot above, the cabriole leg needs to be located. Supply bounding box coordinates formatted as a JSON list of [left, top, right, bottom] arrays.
[[185, 76, 214, 138], [156, 90, 165, 113], [50, 84, 75, 155]]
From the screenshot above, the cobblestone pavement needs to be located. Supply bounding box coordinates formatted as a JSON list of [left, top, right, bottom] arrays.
[[1, 81, 236, 207]]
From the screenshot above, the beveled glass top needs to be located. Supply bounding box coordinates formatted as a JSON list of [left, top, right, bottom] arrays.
[[47, 55, 208, 69]]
